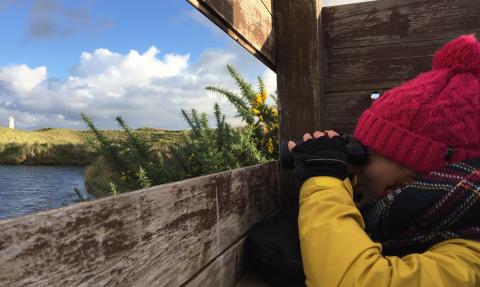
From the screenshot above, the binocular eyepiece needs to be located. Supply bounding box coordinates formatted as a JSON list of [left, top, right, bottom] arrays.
[[280, 134, 369, 169]]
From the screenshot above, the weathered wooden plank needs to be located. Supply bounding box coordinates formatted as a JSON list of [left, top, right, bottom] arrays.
[[324, 90, 382, 133], [260, 0, 272, 14], [216, 163, 278, 252], [324, 39, 448, 93], [274, 0, 325, 208], [0, 162, 279, 287], [186, 0, 275, 70], [184, 236, 247, 287], [323, 0, 480, 49], [275, 0, 326, 139]]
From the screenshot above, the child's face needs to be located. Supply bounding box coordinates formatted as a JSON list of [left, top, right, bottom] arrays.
[[350, 150, 417, 207]]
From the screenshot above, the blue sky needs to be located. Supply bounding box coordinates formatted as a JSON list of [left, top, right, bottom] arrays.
[[0, 0, 372, 130], [0, 0, 231, 78]]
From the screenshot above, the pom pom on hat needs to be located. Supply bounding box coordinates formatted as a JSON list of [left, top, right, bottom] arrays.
[[354, 34, 480, 174], [432, 34, 480, 74]]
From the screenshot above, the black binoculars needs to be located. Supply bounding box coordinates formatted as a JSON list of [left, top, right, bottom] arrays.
[[280, 134, 369, 169]]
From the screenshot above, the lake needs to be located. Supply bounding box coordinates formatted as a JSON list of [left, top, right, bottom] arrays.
[[0, 165, 90, 220]]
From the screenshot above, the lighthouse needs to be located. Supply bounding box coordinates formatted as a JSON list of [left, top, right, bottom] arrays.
[[8, 116, 14, 129]]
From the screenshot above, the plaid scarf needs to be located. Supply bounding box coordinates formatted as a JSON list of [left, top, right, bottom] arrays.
[[360, 157, 480, 257]]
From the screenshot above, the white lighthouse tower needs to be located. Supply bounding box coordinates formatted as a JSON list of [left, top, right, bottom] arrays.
[[8, 116, 14, 129]]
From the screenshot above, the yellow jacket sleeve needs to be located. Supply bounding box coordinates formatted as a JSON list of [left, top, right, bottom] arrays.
[[298, 176, 480, 287]]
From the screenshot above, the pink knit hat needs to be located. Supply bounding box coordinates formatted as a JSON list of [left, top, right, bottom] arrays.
[[354, 34, 480, 174]]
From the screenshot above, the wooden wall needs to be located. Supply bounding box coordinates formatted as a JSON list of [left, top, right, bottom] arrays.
[[322, 0, 480, 133], [186, 0, 479, 136], [0, 162, 279, 287]]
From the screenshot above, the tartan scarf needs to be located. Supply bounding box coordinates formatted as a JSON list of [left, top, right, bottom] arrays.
[[360, 157, 480, 257]]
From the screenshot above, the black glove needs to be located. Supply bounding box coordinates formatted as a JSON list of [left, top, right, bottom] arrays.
[[291, 134, 348, 182]]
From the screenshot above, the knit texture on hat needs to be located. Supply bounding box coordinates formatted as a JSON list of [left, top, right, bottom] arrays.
[[354, 34, 480, 174]]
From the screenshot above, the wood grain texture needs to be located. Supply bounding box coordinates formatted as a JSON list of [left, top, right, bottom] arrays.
[[274, 0, 326, 208], [275, 0, 326, 140], [184, 236, 247, 287], [186, 0, 275, 70], [324, 39, 447, 93], [323, 0, 480, 49], [320, 0, 479, 131], [0, 162, 279, 287], [324, 90, 382, 133]]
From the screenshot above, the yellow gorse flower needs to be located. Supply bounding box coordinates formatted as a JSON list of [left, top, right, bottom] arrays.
[[255, 93, 263, 106], [270, 107, 278, 118], [251, 108, 260, 115], [261, 90, 268, 102], [267, 138, 274, 154], [255, 91, 268, 106]]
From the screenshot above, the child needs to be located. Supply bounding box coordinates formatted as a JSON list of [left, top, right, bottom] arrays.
[[289, 34, 480, 286]]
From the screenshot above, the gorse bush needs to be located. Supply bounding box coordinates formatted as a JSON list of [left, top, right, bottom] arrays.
[[81, 113, 166, 196], [206, 65, 279, 159], [82, 65, 278, 197], [164, 104, 267, 179]]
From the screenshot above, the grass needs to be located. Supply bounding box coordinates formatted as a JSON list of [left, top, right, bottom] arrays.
[[0, 127, 87, 145], [0, 127, 185, 165]]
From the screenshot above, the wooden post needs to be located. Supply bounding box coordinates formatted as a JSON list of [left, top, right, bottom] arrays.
[[274, 0, 325, 207]]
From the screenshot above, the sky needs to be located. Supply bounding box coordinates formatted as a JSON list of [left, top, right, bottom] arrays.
[[0, 0, 374, 130]]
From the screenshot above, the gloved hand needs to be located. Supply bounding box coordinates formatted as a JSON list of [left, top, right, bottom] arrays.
[[289, 130, 348, 182]]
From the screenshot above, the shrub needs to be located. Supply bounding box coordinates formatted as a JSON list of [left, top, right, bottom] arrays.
[[206, 65, 279, 158], [82, 65, 278, 197]]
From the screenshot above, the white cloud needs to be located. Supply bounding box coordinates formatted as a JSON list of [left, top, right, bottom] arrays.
[[0, 64, 47, 92], [0, 44, 277, 130], [68, 46, 190, 97], [262, 68, 277, 98]]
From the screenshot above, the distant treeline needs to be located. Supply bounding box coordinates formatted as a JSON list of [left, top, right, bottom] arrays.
[[0, 127, 184, 165]]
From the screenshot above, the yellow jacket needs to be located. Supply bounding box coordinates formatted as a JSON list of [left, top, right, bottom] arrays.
[[298, 176, 480, 287]]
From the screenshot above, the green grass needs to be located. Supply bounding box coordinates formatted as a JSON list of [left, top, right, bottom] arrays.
[[0, 127, 185, 165], [0, 127, 88, 145]]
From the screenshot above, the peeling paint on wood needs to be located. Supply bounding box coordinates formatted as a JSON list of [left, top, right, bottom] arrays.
[[186, 0, 275, 70], [185, 0, 480, 76], [0, 162, 279, 287]]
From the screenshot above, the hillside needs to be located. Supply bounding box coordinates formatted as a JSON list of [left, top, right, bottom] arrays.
[[0, 127, 185, 165]]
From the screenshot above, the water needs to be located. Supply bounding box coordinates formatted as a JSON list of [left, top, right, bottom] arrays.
[[0, 165, 90, 220]]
